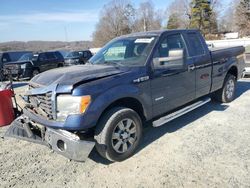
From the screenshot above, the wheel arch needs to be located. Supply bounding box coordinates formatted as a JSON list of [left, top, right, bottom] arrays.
[[227, 65, 238, 79], [97, 97, 147, 126], [57, 63, 63, 67]]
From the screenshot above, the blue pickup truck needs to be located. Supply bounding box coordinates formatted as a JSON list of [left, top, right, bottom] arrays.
[[5, 29, 245, 162]]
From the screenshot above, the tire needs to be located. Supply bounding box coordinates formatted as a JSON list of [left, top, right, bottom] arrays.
[[94, 107, 143, 162], [214, 74, 236, 103], [32, 69, 40, 78]]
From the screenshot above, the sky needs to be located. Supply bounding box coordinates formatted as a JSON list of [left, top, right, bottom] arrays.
[[0, 0, 232, 42]]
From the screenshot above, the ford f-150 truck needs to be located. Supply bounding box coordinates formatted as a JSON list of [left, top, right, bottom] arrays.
[[5, 30, 245, 162]]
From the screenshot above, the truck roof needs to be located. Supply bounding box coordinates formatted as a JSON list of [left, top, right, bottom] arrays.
[[121, 29, 199, 38]]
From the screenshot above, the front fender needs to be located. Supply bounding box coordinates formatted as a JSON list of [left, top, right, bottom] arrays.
[[67, 82, 152, 130], [80, 83, 151, 129]]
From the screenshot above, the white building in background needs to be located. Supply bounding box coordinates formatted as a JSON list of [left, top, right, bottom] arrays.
[[207, 38, 250, 48], [89, 48, 101, 55], [224, 32, 239, 39]]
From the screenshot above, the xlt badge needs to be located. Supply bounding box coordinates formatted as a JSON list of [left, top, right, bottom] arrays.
[[133, 76, 149, 83]]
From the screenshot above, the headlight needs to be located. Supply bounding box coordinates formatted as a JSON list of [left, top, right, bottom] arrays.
[[20, 63, 27, 69], [56, 95, 91, 121]]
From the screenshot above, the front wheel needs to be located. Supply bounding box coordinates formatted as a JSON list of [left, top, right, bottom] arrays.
[[214, 74, 236, 103], [94, 107, 142, 162]]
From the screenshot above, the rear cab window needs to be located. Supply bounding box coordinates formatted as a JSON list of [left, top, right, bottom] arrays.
[[186, 32, 205, 57]]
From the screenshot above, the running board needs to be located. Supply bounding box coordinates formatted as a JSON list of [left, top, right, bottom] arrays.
[[153, 97, 211, 127]]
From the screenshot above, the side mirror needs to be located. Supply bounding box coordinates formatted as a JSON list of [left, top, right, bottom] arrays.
[[153, 49, 184, 69], [2, 58, 7, 63]]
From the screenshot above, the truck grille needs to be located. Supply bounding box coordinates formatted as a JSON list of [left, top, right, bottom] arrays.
[[4, 64, 20, 69], [3, 64, 20, 75], [29, 92, 53, 119], [28, 83, 54, 119]]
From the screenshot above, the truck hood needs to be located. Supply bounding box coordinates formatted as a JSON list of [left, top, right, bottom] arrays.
[[4, 60, 31, 65], [30, 64, 128, 89]]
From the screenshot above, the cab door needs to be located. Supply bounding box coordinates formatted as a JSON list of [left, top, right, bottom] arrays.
[[185, 32, 212, 98], [150, 33, 196, 117]]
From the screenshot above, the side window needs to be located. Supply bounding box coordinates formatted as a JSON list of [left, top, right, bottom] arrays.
[[153, 34, 186, 70], [154, 34, 185, 58], [83, 51, 88, 58], [2, 53, 10, 63], [46, 52, 56, 60], [187, 33, 205, 56], [38, 53, 46, 62], [78, 52, 84, 58]]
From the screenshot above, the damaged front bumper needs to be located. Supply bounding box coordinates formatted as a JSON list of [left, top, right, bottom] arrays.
[[5, 115, 95, 162]]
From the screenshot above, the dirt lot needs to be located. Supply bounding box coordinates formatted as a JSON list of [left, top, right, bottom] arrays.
[[0, 79, 250, 188]]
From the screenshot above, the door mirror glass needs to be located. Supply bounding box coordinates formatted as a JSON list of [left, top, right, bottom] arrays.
[[153, 49, 184, 69], [2, 58, 7, 62]]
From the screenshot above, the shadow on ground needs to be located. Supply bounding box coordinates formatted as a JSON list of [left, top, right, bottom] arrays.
[[89, 79, 250, 164], [236, 80, 250, 97]]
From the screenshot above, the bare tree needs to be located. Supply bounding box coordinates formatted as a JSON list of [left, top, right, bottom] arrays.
[[235, 0, 250, 36], [165, 0, 191, 29], [92, 0, 135, 47], [132, 1, 162, 32]]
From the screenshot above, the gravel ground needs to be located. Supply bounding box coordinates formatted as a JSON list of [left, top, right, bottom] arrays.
[[0, 79, 250, 188]]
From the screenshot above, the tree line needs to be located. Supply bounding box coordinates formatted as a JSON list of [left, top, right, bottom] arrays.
[[92, 0, 250, 47]]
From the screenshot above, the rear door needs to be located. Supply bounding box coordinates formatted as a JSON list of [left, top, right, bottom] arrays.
[[37, 53, 48, 72], [185, 32, 212, 98], [46, 52, 58, 70], [150, 32, 196, 117]]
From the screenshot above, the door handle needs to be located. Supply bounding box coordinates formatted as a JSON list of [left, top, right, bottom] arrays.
[[188, 64, 195, 71]]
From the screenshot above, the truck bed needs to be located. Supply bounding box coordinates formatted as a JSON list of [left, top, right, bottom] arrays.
[[210, 46, 245, 61]]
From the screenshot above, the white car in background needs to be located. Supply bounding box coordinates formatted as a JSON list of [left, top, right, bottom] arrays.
[[244, 53, 250, 77]]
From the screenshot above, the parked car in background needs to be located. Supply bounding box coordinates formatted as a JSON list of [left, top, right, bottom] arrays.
[[244, 53, 250, 76], [64, 50, 92, 66], [3, 51, 64, 80], [0, 51, 31, 80]]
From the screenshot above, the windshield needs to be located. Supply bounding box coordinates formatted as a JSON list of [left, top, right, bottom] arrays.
[[18, 53, 33, 61], [89, 36, 157, 66], [66, 51, 82, 58]]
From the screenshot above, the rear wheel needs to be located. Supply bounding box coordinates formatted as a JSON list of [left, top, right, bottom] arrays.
[[94, 107, 142, 162], [214, 74, 236, 103]]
